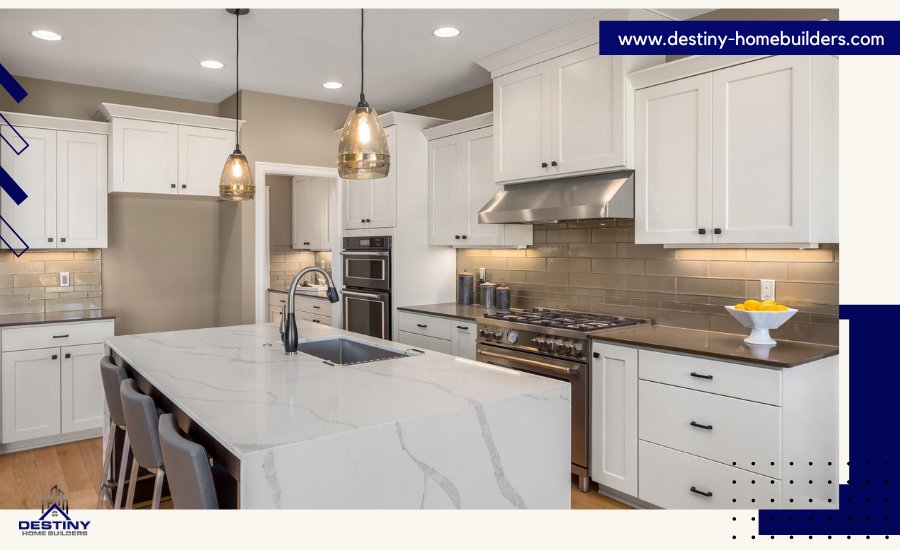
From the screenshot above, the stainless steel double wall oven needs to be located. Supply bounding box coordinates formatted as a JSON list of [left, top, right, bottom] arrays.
[[341, 236, 392, 340]]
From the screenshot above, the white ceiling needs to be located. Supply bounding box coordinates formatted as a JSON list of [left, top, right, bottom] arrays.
[[0, 9, 708, 112]]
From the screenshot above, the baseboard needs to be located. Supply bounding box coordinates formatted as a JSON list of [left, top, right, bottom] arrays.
[[0, 428, 102, 455], [595, 484, 658, 510]]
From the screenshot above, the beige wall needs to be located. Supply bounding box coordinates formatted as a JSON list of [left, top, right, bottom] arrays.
[[409, 84, 492, 121], [0, 250, 102, 315], [267, 175, 293, 247], [459, 222, 838, 345]]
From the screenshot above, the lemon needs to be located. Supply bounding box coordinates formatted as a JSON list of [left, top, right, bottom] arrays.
[[775, 305, 788, 311], [734, 304, 746, 310], [743, 299, 761, 311], [759, 304, 778, 311], [761, 300, 776, 306]]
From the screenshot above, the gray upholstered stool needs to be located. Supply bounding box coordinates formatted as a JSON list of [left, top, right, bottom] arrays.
[[158, 414, 220, 509], [98, 356, 131, 509], [119, 379, 166, 509]]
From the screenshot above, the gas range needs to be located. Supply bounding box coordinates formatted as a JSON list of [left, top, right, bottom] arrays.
[[477, 307, 649, 362]]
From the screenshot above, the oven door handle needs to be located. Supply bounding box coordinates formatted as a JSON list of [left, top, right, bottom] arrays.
[[341, 290, 383, 300], [340, 250, 389, 257], [478, 349, 577, 376]]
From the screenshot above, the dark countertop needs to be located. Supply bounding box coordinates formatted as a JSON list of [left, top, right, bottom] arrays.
[[397, 303, 496, 322], [0, 309, 116, 329], [269, 287, 329, 300], [589, 325, 838, 368]]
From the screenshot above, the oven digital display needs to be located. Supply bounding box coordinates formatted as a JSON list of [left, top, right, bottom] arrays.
[[359, 239, 370, 246]]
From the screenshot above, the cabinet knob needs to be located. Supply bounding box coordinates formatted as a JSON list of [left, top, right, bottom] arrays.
[[713, 228, 722, 235], [551, 161, 558, 167], [303, 242, 310, 246], [48, 237, 54, 242], [365, 218, 371, 223], [454, 235, 460, 240], [541, 162, 548, 168], [60, 238, 66, 243], [64, 353, 71, 359], [181, 184, 187, 189], [51, 354, 58, 360], [461, 235, 467, 240], [698, 228, 706, 235], [592, 352, 600, 358], [171, 184, 176, 189], [360, 219, 366, 223]]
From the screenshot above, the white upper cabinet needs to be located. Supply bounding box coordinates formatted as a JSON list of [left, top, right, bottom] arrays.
[[292, 176, 332, 250], [0, 116, 108, 250], [343, 125, 397, 230], [632, 55, 838, 246], [95, 103, 243, 197], [478, 13, 666, 185], [177, 125, 234, 197], [426, 114, 532, 248]]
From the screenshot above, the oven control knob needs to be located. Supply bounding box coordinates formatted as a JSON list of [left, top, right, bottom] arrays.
[[572, 343, 583, 356], [506, 330, 519, 344], [563, 342, 574, 355], [479, 329, 488, 338], [554, 339, 566, 353], [532, 337, 545, 350], [547, 339, 558, 352], [492, 330, 503, 341]]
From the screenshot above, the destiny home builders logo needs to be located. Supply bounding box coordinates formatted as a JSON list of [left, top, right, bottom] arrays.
[[18, 486, 90, 537]]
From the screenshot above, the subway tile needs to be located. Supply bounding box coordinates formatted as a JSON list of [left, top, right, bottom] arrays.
[[484, 270, 527, 284], [691, 303, 731, 315], [788, 262, 839, 283], [645, 259, 709, 277], [623, 275, 676, 293], [677, 277, 746, 298], [13, 273, 60, 288], [785, 322, 839, 346], [568, 243, 617, 258], [0, 274, 13, 288], [591, 227, 634, 243], [491, 248, 527, 257], [616, 243, 677, 259], [0, 300, 44, 314], [457, 248, 493, 257], [591, 258, 646, 275], [525, 271, 569, 286], [659, 301, 694, 312], [745, 248, 833, 262], [508, 257, 547, 271], [0, 261, 45, 275], [675, 249, 747, 261], [7, 251, 73, 261], [604, 296, 631, 306], [44, 260, 102, 274], [569, 272, 623, 290], [630, 299, 661, 309], [44, 297, 102, 313], [547, 258, 591, 272], [456, 256, 475, 269], [652, 310, 711, 331], [676, 294, 711, 304], [526, 244, 568, 258], [708, 261, 788, 281], [618, 291, 677, 302], [545, 228, 592, 243], [708, 314, 750, 335], [809, 313, 839, 326], [773, 282, 839, 305], [73, 250, 101, 260], [533, 230, 547, 244], [471, 257, 509, 270]]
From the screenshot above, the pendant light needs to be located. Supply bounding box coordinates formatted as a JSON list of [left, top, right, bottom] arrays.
[[337, 9, 390, 179], [219, 8, 254, 201]]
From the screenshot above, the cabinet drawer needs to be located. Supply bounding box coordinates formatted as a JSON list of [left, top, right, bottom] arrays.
[[299, 312, 332, 327], [269, 292, 287, 307], [398, 312, 452, 340], [295, 296, 329, 316], [639, 380, 781, 478], [398, 331, 452, 355], [1, 320, 114, 352], [639, 440, 781, 509], [639, 349, 781, 405]]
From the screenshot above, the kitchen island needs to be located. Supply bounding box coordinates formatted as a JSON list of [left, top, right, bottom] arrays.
[[105, 321, 570, 509]]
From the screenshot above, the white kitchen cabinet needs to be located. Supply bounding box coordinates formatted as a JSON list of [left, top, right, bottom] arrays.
[[632, 55, 837, 246], [111, 118, 178, 194], [397, 311, 475, 360], [425, 114, 532, 248], [493, 62, 551, 183], [269, 305, 282, 323], [590, 342, 638, 497], [60, 343, 106, 434], [1, 349, 62, 444], [292, 176, 332, 250], [0, 121, 108, 250], [342, 126, 396, 230], [177, 125, 234, 197], [450, 321, 476, 360]]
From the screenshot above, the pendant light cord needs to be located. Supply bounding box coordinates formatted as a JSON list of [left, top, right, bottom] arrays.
[[235, 10, 241, 149], [359, 9, 367, 107]]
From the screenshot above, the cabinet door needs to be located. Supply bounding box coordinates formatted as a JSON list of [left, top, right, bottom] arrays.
[[368, 126, 397, 228], [551, 48, 624, 174], [177, 125, 234, 197], [590, 342, 638, 497], [459, 126, 505, 246], [60, 343, 105, 434], [269, 305, 282, 323], [428, 134, 458, 246], [343, 179, 372, 230], [493, 63, 552, 183], [635, 73, 713, 245], [307, 178, 332, 250], [56, 131, 108, 248], [0, 125, 57, 249], [292, 177, 313, 249], [712, 56, 811, 244], [111, 119, 178, 194], [450, 321, 476, 360], [1, 349, 61, 443]]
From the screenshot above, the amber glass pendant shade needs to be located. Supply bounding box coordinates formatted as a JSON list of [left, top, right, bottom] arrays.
[[219, 149, 255, 201], [337, 103, 390, 179]]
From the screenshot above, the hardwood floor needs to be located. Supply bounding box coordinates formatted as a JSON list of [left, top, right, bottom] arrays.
[[0, 438, 630, 510]]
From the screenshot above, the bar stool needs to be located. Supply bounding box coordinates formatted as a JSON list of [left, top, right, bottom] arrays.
[[158, 414, 220, 509], [119, 379, 166, 509], [98, 356, 131, 509]]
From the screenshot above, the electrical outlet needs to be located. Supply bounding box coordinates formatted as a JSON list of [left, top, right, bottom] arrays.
[[760, 279, 775, 302], [60, 272, 70, 287]]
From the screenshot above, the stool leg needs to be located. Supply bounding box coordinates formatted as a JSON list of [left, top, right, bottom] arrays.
[[152, 469, 166, 510], [125, 460, 139, 509], [96, 420, 116, 508], [114, 432, 131, 510]]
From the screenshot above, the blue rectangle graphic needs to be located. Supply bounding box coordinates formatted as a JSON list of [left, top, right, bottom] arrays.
[[0, 63, 27, 103], [599, 20, 900, 55], [0, 165, 28, 205]]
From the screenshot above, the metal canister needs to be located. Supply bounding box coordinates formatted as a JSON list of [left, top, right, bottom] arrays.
[[480, 282, 497, 309], [457, 272, 474, 306], [496, 284, 511, 311]]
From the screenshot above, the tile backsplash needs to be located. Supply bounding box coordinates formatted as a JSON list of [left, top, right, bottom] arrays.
[[457, 220, 838, 345], [269, 245, 332, 289], [0, 249, 102, 314]]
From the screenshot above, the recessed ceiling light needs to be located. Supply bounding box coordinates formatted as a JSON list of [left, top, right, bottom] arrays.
[[200, 60, 225, 70], [31, 30, 62, 41], [433, 27, 460, 38], [322, 81, 343, 89]]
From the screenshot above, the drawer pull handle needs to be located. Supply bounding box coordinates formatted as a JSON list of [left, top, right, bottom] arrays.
[[51, 354, 58, 360], [52, 334, 70, 339], [690, 421, 713, 430], [690, 486, 713, 497], [313, 305, 320, 309], [690, 372, 713, 380], [416, 324, 428, 328], [456, 325, 469, 330], [312, 320, 320, 324]]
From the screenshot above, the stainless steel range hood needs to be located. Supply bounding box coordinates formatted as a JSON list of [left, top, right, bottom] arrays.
[[478, 171, 634, 224]]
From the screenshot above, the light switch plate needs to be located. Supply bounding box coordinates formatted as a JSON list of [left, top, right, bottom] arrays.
[[60, 272, 70, 287], [760, 279, 775, 302]]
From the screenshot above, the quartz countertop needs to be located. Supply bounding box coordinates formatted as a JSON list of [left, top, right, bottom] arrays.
[[269, 286, 329, 300], [0, 309, 116, 328], [589, 325, 838, 368], [397, 303, 495, 322]]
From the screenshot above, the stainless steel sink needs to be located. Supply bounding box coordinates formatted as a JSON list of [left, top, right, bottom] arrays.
[[296, 338, 406, 365]]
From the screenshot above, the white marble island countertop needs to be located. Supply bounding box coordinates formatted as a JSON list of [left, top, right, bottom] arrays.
[[105, 322, 571, 509]]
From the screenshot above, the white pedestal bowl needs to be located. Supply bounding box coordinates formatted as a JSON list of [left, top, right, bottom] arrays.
[[725, 306, 799, 346]]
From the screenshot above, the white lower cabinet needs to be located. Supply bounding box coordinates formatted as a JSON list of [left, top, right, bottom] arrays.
[[590, 341, 837, 509], [268, 291, 333, 327], [397, 311, 475, 360], [0, 320, 113, 447]]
